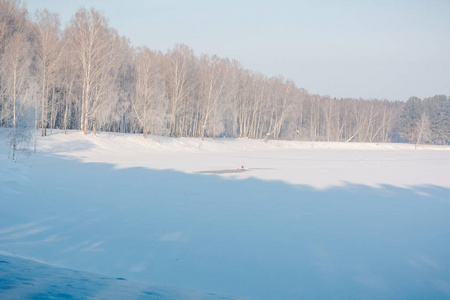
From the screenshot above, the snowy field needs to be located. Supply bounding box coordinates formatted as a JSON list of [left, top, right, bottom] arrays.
[[1, 130, 450, 299]]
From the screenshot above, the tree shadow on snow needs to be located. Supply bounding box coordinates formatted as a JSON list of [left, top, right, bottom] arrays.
[[1, 154, 450, 300]]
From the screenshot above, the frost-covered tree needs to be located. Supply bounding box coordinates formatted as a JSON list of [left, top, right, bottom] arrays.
[[34, 9, 63, 136], [198, 54, 230, 140], [1, 0, 450, 146], [425, 95, 450, 145], [415, 112, 431, 148], [163, 44, 198, 137], [66, 8, 119, 134], [0, 32, 31, 131], [398, 97, 424, 143], [133, 47, 166, 137], [0, 0, 29, 128]]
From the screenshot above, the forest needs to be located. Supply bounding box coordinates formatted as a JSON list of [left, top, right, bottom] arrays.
[[1, 0, 449, 147]]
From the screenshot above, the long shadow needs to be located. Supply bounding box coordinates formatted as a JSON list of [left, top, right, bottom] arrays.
[[1, 153, 450, 300]]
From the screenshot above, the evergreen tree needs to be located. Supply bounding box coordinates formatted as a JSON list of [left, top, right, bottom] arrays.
[[398, 97, 424, 143], [425, 95, 450, 145]]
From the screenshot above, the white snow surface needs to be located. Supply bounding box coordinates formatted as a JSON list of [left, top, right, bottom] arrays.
[[35, 130, 450, 189], [1, 130, 450, 299]]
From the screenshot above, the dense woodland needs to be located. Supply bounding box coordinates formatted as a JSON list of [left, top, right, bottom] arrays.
[[1, 0, 449, 147]]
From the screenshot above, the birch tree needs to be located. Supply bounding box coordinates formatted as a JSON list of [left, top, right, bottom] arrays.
[[415, 112, 431, 149], [58, 40, 77, 134], [34, 9, 62, 136], [163, 44, 197, 137], [66, 8, 119, 134], [0, 32, 30, 134], [133, 47, 165, 137], [198, 54, 229, 140], [0, 0, 28, 127]]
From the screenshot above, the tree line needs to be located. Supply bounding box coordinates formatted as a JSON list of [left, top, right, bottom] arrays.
[[1, 0, 449, 148]]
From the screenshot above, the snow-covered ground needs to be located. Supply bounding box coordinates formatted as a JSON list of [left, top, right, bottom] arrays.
[[1, 130, 450, 299], [0, 253, 240, 300]]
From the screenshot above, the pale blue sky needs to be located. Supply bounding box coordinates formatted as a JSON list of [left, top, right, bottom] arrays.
[[26, 0, 450, 101]]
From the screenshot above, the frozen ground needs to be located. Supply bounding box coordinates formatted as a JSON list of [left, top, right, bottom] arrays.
[[1, 130, 450, 299]]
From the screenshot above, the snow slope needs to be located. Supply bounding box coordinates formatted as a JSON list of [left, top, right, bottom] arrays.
[[1, 130, 450, 299], [0, 253, 239, 300]]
